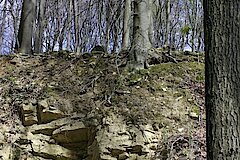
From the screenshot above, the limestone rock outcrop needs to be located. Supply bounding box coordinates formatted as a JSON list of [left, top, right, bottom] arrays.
[[14, 103, 162, 159]]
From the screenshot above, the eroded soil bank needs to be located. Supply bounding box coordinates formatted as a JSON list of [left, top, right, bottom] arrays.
[[0, 50, 205, 159]]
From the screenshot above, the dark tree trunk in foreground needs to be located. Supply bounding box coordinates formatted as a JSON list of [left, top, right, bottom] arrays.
[[204, 1, 240, 159], [16, 0, 36, 54]]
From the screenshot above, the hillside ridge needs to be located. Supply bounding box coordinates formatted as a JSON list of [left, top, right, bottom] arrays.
[[0, 50, 206, 159]]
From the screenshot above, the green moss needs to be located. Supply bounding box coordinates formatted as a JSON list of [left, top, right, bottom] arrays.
[[196, 75, 204, 82], [173, 91, 183, 98], [125, 61, 204, 90], [45, 86, 54, 93], [156, 62, 203, 83], [91, 51, 105, 55], [187, 62, 204, 82], [149, 63, 184, 77], [128, 77, 142, 85], [8, 77, 17, 83], [191, 105, 200, 114], [127, 70, 148, 86]]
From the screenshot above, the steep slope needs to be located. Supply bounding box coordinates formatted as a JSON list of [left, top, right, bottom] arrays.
[[0, 50, 205, 159]]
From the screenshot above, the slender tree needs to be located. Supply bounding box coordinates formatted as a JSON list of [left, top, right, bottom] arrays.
[[0, 0, 7, 53], [204, 1, 240, 159], [122, 0, 131, 51], [165, 0, 171, 45], [16, 0, 36, 54], [35, 0, 46, 53]]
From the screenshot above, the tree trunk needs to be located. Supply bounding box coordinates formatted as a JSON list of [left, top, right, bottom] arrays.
[[204, 1, 240, 159], [122, 0, 131, 51], [16, 0, 36, 54], [67, 0, 73, 51], [165, 0, 171, 45], [130, 0, 153, 69], [34, 0, 45, 53], [0, 0, 8, 53], [72, 0, 79, 52]]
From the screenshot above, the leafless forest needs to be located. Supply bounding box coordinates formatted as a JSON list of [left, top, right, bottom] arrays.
[[0, 0, 203, 54]]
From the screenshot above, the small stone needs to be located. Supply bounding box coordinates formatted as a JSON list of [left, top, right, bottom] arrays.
[[189, 112, 198, 120], [178, 128, 184, 132], [162, 87, 167, 92], [38, 99, 48, 109], [0, 132, 4, 143], [119, 152, 129, 160], [150, 145, 157, 150], [49, 138, 56, 144]]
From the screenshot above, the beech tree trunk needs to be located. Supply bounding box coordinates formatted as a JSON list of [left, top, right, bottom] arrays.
[[17, 0, 36, 54], [0, 0, 7, 53], [130, 0, 153, 69], [165, 0, 171, 45], [204, 1, 240, 159], [122, 0, 131, 51], [35, 0, 46, 53], [67, 0, 73, 51]]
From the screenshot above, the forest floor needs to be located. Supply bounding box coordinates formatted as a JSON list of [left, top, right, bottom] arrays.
[[0, 49, 206, 159]]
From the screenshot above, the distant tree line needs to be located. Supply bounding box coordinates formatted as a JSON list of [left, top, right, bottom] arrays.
[[0, 0, 203, 54]]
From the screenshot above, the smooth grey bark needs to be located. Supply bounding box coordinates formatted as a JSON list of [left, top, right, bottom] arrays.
[[204, 1, 240, 159], [72, 0, 79, 52], [67, 0, 73, 50], [0, 0, 7, 53], [122, 0, 131, 51], [130, 0, 153, 69], [165, 0, 171, 45], [17, 0, 36, 54], [35, 0, 46, 53]]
